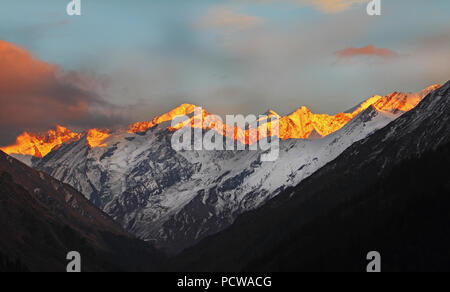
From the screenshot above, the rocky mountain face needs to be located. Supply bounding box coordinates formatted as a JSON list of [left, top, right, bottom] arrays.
[[171, 81, 450, 271], [0, 150, 164, 272], [4, 85, 440, 253]]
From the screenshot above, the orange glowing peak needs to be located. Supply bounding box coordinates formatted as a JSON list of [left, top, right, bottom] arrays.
[[257, 110, 280, 123], [276, 106, 352, 139], [274, 84, 441, 139], [86, 129, 110, 148], [128, 104, 198, 133], [0, 126, 80, 158], [265, 110, 280, 118], [126, 84, 442, 144], [373, 84, 441, 112], [2, 85, 441, 158]]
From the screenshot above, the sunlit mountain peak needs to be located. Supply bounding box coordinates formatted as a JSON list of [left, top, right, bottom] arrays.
[[0, 84, 442, 158]]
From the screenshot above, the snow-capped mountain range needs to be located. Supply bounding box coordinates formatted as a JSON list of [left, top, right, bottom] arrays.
[[172, 81, 450, 272], [4, 84, 440, 253]]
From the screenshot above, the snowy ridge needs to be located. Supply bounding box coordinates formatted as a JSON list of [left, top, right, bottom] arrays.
[[33, 86, 440, 253]]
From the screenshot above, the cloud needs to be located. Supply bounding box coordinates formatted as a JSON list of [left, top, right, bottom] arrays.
[[0, 40, 126, 145], [335, 45, 401, 60], [196, 6, 264, 31], [183, 9, 373, 115], [300, 0, 366, 13], [234, 0, 367, 13]]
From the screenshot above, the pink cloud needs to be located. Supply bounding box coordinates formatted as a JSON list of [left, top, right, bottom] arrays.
[[0, 40, 125, 145], [196, 6, 264, 31], [336, 45, 400, 59], [234, 0, 366, 13], [300, 0, 366, 13]]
